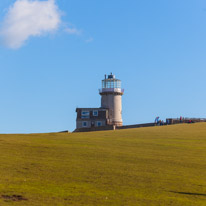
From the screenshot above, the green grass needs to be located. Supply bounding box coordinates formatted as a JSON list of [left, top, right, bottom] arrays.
[[0, 123, 206, 205]]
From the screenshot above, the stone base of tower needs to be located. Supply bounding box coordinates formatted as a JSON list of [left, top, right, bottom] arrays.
[[114, 122, 123, 127], [107, 120, 123, 127]]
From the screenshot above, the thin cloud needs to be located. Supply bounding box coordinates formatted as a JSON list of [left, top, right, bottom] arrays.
[[64, 27, 81, 35], [85, 37, 93, 43], [0, 0, 61, 49]]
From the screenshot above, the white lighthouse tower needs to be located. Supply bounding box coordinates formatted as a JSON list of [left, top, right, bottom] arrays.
[[99, 73, 124, 126]]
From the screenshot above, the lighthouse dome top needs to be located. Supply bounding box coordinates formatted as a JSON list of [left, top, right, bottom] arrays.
[[108, 73, 115, 79], [105, 73, 121, 81]]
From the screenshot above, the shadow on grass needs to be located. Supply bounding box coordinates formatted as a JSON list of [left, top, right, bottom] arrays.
[[170, 191, 206, 197], [1, 195, 28, 202]]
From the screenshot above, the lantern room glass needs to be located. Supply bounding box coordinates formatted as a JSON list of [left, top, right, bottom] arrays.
[[102, 79, 121, 89]]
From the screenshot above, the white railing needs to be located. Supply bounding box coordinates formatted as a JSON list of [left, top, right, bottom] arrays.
[[99, 88, 124, 93]]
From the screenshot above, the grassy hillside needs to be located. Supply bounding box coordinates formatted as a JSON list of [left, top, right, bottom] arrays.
[[0, 123, 206, 206]]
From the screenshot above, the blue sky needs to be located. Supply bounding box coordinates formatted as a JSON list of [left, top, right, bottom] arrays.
[[0, 0, 206, 133]]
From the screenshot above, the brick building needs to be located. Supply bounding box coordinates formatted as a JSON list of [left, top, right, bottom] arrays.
[[76, 108, 109, 129]]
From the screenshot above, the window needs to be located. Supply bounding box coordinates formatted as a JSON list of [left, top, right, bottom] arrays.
[[81, 111, 90, 119], [93, 110, 98, 116], [96, 121, 102, 127], [82, 121, 88, 127]]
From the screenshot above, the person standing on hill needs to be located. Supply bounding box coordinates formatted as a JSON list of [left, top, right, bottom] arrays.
[[180, 116, 182, 123]]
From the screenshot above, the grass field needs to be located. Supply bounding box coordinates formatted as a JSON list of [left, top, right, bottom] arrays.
[[0, 123, 206, 206]]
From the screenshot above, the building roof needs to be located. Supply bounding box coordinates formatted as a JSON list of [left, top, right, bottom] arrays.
[[76, 108, 108, 112]]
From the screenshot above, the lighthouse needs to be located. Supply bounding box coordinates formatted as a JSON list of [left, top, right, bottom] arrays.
[[75, 73, 124, 131], [99, 73, 124, 126]]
